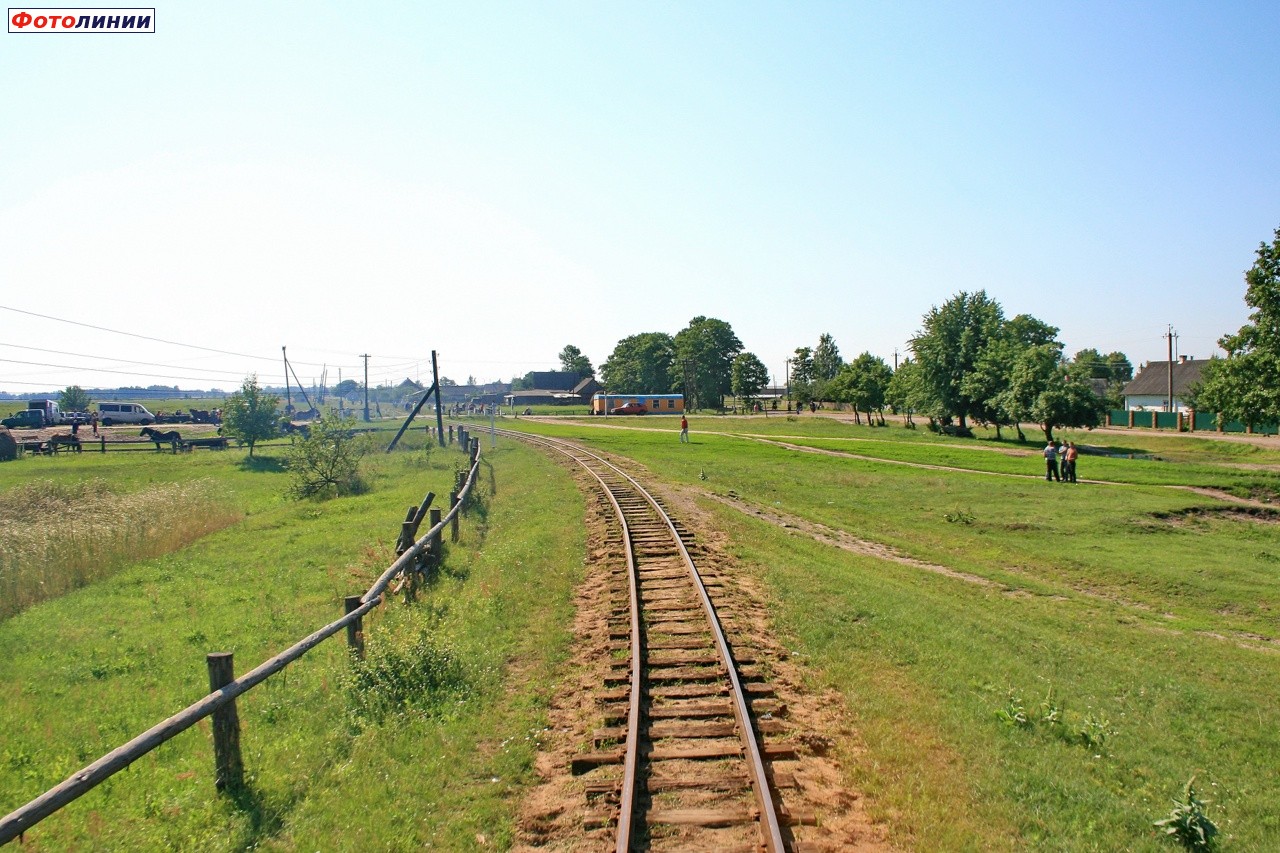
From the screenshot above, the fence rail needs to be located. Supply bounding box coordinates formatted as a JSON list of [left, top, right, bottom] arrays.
[[0, 430, 485, 844]]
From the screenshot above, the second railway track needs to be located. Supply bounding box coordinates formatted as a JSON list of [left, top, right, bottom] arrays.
[[494, 427, 812, 852]]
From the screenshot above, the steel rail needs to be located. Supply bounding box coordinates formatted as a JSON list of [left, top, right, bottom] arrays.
[[491, 427, 785, 851]]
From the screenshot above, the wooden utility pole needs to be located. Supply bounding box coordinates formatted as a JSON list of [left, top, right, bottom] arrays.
[[361, 354, 371, 422], [1165, 326, 1174, 412], [432, 350, 445, 447], [282, 347, 292, 414]]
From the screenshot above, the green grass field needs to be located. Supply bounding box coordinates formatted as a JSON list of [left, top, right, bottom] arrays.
[[3, 413, 1277, 849], [478, 413, 1280, 850], [0, 430, 583, 849]]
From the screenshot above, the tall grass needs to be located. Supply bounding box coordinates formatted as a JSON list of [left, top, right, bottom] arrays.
[[0, 477, 241, 618]]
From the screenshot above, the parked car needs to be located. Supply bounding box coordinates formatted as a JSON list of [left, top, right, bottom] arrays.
[[1, 410, 46, 429], [609, 402, 648, 415], [63, 412, 91, 425]]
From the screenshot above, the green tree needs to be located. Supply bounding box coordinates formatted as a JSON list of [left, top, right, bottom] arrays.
[[999, 345, 1102, 441], [1105, 352, 1134, 383], [811, 333, 843, 400], [964, 314, 1059, 439], [1197, 226, 1280, 427], [672, 317, 742, 411], [1072, 348, 1111, 380], [790, 347, 814, 384], [59, 385, 92, 413], [601, 332, 676, 394], [222, 375, 280, 457], [287, 411, 370, 499], [558, 344, 594, 378], [333, 379, 361, 397], [911, 290, 1006, 430], [730, 352, 770, 409], [832, 352, 892, 425], [790, 347, 815, 407], [885, 358, 928, 426]]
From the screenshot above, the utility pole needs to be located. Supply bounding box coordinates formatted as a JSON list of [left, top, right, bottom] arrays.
[[361, 353, 371, 422], [1165, 326, 1175, 412], [893, 348, 899, 371], [784, 358, 791, 410], [282, 346, 292, 414], [431, 350, 445, 447]]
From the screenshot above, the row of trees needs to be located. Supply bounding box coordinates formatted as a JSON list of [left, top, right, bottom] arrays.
[[784, 297, 1132, 440], [597, 317, 772, 410]]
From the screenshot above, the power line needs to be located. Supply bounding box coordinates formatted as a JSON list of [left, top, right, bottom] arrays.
[[0, 357, 279, 386], [0, 304, 276, 363], [0, 304, 439, 375], [0, 343, 262, 379]]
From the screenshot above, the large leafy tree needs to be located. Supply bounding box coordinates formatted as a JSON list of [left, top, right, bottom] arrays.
[[1073, 348, 1112, 380], [672, 316, 742, 411], [601, 332, 676, 394], [222, 375, 280, 457], [1196, 226, 1280, 426], [885, 358, 929, 426], [963, 314, 1059, 439], [812, 333, 843, 383], [730, 352, 770, 408], [789, 347, 815, 406], [999, 345, 1102, 441], [911, 290, 1006, 429], [1106, 352, 1134, 383], [59, 385, 92, 413], [831, 352, 892, 425], [558, 344, 594, 378]]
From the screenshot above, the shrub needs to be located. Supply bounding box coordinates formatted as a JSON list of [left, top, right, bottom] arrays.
[[286, 412, 371, 499]]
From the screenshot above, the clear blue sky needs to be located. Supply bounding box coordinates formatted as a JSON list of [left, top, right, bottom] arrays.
[[2, 1, 1277, 392]]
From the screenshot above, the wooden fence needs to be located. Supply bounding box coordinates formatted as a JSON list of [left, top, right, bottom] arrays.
[[0, 429, 486, 844]]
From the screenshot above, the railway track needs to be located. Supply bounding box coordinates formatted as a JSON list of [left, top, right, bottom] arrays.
[[494, 427, 805, 851]]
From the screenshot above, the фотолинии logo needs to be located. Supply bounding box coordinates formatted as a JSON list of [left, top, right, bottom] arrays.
[[8, 8, 154, 32]]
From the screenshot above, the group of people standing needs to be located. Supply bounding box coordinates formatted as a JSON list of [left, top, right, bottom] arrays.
[[1043, 439, 1079, 483]]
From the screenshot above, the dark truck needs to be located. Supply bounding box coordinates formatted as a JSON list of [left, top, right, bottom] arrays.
[[1, 410, 47, 429]]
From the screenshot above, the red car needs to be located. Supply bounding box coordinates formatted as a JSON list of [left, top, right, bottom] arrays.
[[609, 402, 648, 415]]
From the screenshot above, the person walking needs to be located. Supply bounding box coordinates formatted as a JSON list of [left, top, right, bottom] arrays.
[[679, 414, 689, 443], [1043, 440, 1060, 481], [1065, 441, 1079, 483]]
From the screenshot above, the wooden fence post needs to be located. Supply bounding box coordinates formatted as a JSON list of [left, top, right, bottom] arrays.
[[344, 596, 365, 659], [429, 508, 443, 559], [450, 491, 459, 542], [448, 425, 454, 444], [99, 436, 106, 453], [470, 437, 479, 464], [395, 506, 416, 554], [1151, 411, 1158, 429], [1128, 410, 1135, 428], [206, 653, 244, 792]]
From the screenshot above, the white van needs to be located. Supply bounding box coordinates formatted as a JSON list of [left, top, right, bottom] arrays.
[[97, 402, 156, 425]]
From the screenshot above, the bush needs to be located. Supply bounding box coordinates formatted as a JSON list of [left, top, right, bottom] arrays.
[[342, 627, 472, 727], [286, 412, 370, 499]]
